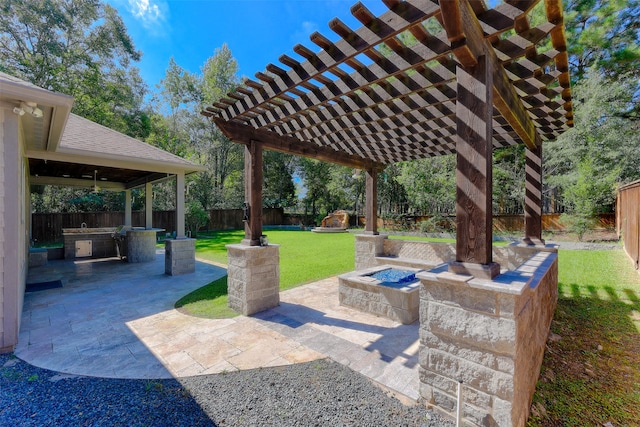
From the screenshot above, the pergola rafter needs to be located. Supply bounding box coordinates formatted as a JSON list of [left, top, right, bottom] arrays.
[[205, 0, 571, 167], [204, 0, 572, 260]]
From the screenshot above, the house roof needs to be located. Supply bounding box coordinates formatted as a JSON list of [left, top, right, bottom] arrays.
[[1, 71, 204, 190], [205, 0, 572, 170]]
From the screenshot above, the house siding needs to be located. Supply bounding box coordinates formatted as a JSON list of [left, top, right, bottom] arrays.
[[0, 107, 26, 353]]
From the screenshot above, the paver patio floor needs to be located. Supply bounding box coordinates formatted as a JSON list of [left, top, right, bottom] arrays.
[[16, 251, 420, 400]]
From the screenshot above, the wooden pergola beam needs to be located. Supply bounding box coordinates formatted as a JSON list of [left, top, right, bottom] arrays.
[[442, 0, 540, 149], [213, 118, 384, 171]]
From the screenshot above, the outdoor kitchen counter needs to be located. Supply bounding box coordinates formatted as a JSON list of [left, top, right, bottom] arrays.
[[63, 227, 118, 259], [62, 227, 164, 262]]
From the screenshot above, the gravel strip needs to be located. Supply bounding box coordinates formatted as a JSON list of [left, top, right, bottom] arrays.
[[1, 353, 453, 426]]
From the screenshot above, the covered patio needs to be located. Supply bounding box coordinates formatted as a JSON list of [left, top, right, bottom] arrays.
[[203, 0, 572, 424], [1, 71, 204, 354]]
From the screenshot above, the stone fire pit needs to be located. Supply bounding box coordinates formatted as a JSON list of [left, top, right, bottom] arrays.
[[338, 265, 423, 324]]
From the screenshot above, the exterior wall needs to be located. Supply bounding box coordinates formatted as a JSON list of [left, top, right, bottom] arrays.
[[1, 108, 27, 353], [0, 108, 5, 352], [418, 251, 558, 426], [356, 235, 552, 273]]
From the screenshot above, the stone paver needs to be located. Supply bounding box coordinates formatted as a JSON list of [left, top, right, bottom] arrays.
[[17, 251, 420, 400]]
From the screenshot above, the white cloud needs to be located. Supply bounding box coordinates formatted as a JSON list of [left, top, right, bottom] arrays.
[[291, 20, 319, 44], [127, 0, 167, 29]]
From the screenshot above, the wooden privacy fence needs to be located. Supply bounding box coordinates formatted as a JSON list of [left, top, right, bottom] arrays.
[[33, 209, 616, 244], [32, 208, 285, 244], [617, 180, 640, 270]]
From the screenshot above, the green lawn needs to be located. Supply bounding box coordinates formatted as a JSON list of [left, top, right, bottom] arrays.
[[528, 249, 640, 426], [195, 229, 356, 290], [177, 230, 356, 318]]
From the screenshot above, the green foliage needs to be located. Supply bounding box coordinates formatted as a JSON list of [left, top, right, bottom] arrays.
[[398, 155, 455, 214], [378, 164, 409, 216], [298, 158, 334, 223], [185, 201, 209, 237], [559, 158, 616, 240], [263, 151, 296, 209], [563, 0, 640, 80], [0, 0, 148, 137], [417, 214, 450, 234], [546, 69, 637, 215], [151, 44, 245, 211]]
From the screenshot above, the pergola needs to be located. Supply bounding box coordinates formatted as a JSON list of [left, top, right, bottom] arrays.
[[203, 0, 572, 277]]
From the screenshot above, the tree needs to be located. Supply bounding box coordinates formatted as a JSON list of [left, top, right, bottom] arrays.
[[398, 156, 456, 215], [263, 151, 296, 209], [0, 0, 149, 137], [151, 45, 244, 211], [560, 159, 615, 240], [563, 0, 640, 80], [545, 68, 639, 213], [298, 158, 333, 224]]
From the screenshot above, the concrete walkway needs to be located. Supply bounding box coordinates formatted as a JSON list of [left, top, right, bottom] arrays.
[[16, 251, 420, 401]]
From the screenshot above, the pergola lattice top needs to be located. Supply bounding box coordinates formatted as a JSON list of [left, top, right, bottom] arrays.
[[203, 0, 572, 171]]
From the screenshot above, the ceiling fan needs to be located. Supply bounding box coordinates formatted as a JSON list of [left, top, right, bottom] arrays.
[[92, 170, 100, 193]]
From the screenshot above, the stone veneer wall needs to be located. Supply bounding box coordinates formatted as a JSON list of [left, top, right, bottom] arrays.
[[355, 234, 546, 273], [355, 234, 388, 270], [226, 244, 280, 316], [165, 238, 195, 275], [417, 250, 558, 426]]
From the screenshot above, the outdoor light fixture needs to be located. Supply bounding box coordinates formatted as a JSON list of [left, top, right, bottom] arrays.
[[13, 101, 43, 118]]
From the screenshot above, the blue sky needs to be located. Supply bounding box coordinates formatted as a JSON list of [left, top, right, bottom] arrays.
[[107, 0, 389, 90]]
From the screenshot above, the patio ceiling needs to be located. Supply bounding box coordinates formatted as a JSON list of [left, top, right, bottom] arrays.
[[27, 114, 205, 191], [203, 0, 572, 170]]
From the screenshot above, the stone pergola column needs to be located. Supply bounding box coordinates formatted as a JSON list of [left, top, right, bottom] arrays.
[[145, 182, 153, 229], [364, 168, 378, 235], [226, 139, 279, 315], [523, 143, 545, 245], [450, 54, 500, 280], [124, 189, 132, 226]]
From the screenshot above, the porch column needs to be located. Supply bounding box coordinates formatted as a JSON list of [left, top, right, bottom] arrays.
[[145, 182, 153, 229], [242, 140, 263, 246], [364, 168, 378, 235], [450, 55, 500, 279], [175, 172, 186, 237], [124, 189, 132, 226], [523, 143, 545, 245]]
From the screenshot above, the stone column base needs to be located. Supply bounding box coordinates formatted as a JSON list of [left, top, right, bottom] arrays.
[[226, 244, 280, 316], [418, 250, 558, 426], [165, 238, 196, 275], [355, 234, 388, 270], [28, 248, 48, 267]]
